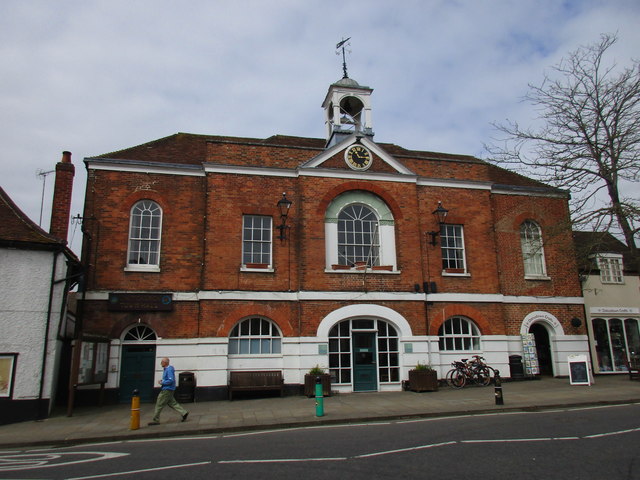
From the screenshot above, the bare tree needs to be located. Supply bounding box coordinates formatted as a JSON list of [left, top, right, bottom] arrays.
[[487, 34, 640, 263]]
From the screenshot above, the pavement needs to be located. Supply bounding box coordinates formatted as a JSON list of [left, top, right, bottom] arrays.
[[1, 375, 639, 449]]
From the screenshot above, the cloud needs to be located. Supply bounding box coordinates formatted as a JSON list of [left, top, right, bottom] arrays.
[[0, 0, 638, 253]]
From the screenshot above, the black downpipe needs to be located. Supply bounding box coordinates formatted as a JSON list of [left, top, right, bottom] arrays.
[[38, 248, 60, 420]]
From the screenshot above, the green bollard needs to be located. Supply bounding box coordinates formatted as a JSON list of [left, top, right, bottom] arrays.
[[315, 376, 324, 417]]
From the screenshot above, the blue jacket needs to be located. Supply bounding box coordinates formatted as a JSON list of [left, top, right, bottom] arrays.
[[160, 365, 177, 391]]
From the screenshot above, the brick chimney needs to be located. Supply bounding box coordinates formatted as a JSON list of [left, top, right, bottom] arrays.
[[49, 151, 75, 243]]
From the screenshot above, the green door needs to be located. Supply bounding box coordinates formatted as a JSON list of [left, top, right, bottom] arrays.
[[353, 332, 378, 391], [120, 345, 156, 403]]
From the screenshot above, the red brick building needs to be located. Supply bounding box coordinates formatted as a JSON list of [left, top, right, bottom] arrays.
[[79, 76, 587, 402]]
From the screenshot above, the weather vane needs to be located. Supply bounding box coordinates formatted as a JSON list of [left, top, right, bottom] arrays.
[[336, 37, 351, 79]]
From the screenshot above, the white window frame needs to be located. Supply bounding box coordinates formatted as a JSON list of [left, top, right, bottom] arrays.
[[520, 220, 548, 279], [228, 317, 282, 355], [596, 254, 624, 284], [325, 191, 397, 272], [241, 215, 273, 271], [440, 224, 468, 275], [337, 204, 380, 267], [438, 316, 481, 351], [126, 200, 162, 272]]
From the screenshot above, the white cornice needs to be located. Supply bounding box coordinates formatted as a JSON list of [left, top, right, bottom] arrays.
[[85, 290, 583, 305], [417, 178, 492, 190], [204, 163, 297, 178], [86, 159, 205, 177]]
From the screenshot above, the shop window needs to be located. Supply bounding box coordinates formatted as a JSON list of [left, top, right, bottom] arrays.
[[592, 317, 640, 372]]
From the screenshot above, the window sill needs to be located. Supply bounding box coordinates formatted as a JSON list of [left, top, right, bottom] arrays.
[[228, 353, 283, 358], [524, 275, 551, 281], [442, 271, 470, 277], [124, 265, 161, 273], [241, 264, 274, 273], [326, 265, 400, 274]]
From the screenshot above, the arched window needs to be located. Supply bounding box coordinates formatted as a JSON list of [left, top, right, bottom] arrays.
[[438, 316, 481, 351], [228, 317, 282, 355], [338, 204, 379, 266], [123, 325, 157, 342], [325, 191, 397, 271], [127, 200, 162, 269], [520, 220, 547, 278]]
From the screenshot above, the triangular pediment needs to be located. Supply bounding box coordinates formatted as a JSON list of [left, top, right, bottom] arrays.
[[299, 135, 415, 176]]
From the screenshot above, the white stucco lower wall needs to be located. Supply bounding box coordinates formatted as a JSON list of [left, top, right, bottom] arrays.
[[0, 248, 68, 409], [100, 331, 591, 395]]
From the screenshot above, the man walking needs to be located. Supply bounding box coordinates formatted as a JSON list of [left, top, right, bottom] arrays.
[[148, 357, 189, 425]]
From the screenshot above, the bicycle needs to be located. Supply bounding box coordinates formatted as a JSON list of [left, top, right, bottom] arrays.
[[446, 356, 495, 388]]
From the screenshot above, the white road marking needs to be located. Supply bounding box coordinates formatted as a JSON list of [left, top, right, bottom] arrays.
[[66, 461, 211, 480], [220, 457, 346, 464], [0, 452, 128, 472], [584, 427, 640, 438]]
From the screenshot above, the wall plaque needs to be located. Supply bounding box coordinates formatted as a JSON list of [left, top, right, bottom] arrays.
[[108, 293, 173, 311]]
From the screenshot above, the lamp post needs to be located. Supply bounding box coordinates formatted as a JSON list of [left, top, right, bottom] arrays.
[[277, 192, 293, 241], [427, 201, 449, 246]]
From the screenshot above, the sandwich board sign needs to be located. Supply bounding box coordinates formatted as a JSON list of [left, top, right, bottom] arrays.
[[568, 354, 591, 386]]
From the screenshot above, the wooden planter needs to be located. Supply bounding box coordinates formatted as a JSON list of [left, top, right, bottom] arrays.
[[408, 369, 439, 392], [304, 374, 331, 397]]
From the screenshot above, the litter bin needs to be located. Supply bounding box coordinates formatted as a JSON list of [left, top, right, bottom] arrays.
[[176, 372, 196, 403], [509, 355, 524, 379]]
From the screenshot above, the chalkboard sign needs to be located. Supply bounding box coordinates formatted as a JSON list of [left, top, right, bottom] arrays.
[[568, 354, 591, 385]]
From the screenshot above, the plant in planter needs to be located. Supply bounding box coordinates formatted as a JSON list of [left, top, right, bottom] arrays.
[[304, 365, 332, 397], [408, 362, 438, 392]]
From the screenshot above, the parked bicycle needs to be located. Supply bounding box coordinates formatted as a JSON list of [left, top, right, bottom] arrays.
[[446, 355, 495, 388]]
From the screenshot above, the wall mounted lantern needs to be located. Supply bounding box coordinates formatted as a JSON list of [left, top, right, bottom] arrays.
[[427, 201, 449, 246], [276, 192, 293, 241]]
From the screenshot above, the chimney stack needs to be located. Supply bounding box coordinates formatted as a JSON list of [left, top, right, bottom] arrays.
[[49, 151, 75, 243]]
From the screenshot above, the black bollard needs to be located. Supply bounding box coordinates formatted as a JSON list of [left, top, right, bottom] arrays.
[[494, 370, 504, 405]]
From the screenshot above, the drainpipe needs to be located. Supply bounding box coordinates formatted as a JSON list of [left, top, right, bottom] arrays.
[[38, 248, 60, 420]]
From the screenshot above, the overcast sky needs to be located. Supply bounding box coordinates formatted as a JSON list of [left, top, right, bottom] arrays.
[[1, 0, 639, 254]]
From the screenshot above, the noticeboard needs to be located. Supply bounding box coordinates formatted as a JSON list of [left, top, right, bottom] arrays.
[[75, 338, 110, 385], [568, 354, 591, 386]]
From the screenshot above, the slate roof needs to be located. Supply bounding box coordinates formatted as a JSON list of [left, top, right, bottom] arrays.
[[91, 132, 551, 191], [573, 231, 638, 274]]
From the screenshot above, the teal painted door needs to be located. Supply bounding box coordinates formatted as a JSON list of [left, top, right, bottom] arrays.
[[120, 345, 156, 403], [353, 332, 378, 391]]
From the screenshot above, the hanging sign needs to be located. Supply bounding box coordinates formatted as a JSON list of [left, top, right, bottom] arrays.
[[568, 354, 591, 386]]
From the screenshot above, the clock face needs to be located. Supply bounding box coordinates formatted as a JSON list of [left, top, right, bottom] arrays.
[[345, 145, 372, 170]]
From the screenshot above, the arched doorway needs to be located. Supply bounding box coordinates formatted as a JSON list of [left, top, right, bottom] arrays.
[[329, 318, 399, 392], [119, 325, 157, 403], [530, 323, 553, 376]]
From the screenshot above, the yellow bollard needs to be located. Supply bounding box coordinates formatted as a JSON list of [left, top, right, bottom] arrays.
[[130, 389, 140, 430]]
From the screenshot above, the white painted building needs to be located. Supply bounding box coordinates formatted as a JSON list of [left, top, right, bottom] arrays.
[[0, 153, 81, 425]]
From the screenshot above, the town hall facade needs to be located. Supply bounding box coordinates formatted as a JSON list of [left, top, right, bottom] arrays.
[[78, 74, 588, 402]]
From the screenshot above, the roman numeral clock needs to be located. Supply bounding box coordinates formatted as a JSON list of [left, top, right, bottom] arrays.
[[345, 144, 372, 170]]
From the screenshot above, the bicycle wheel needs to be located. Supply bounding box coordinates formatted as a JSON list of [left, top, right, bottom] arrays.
[[474, 366, 492, 386], [448, 368, 466, 389]]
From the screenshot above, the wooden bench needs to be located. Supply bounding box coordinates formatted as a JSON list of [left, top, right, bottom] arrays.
[[228, 370, 284, 400], [627, 355, 640, 381]]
